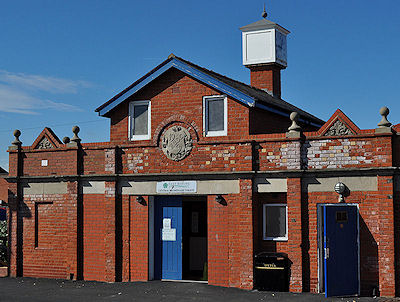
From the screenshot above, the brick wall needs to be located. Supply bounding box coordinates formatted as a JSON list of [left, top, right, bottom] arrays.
[[121, 143, 253, 174], [207, 180, 253, 289], [394, 182, 400, 296], [301, 136, 392, 169], [207, 195, 229, 286], [128, 195, 148, 281], [83, 194, 106, 281], [18, 149, 78, 177], [18, 188, 77, 279], [0, 177, 8, 203]]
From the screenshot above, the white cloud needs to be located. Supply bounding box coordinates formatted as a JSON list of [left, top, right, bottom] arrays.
[[0, 70, 89, 114], [0, 70, 91, 94]]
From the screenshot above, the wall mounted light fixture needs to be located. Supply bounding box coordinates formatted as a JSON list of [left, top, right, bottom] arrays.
[[215, 194, 226, 205], [334, 182, 346, 203], [136, 196, 146, 205]]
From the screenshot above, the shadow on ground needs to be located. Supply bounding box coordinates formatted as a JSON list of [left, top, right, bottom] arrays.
[[0, 277, 398, 302]]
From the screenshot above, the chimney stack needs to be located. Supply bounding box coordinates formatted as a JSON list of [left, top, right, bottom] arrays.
[[240, 10, 290, 98]]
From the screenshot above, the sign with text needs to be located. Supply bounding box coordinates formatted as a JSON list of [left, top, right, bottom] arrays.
[[162, 228, 176, 241], [156, 181, 197, 194]]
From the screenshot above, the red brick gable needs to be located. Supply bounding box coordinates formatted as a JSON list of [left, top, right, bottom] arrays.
[[109, 68, 252, 144], [318, 109, 361, 137], [31, 127, 62, 150]]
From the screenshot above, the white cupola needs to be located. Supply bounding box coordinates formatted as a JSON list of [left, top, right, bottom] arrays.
[[240, 9, 290, 68], [239, 8, 290, 98]]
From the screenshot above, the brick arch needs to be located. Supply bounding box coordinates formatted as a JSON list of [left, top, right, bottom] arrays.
[[153, 114, 200, 146]]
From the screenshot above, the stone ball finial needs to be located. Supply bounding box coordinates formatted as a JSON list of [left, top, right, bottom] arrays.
[[378, 106, 391, 128], [12, 129, 22, 146], [290, 112, 299, 122], [71, 125, 81, 143], [62, 137, 70, 144], [288, 112, 301, 133], [14, 129, 21, 138], [379, 106, 389, 116], [72, 125, 80, 134]]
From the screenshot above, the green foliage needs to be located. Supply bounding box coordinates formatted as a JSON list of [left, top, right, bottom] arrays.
[[0, 220, 7, 266], [0, 220, 7, 238]]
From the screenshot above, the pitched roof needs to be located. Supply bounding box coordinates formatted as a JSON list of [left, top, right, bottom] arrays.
[[239, 18, 290, 34], [95, 55, 324, 126]]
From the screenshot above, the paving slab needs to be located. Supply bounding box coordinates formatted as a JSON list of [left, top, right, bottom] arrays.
[[0, 277, 399, 302]]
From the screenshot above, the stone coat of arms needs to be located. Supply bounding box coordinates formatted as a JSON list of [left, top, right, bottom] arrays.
[[161, 125, 193, 161]]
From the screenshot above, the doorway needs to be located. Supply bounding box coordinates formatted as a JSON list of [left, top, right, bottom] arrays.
[[317, 203, 360, 297], [153, 196, 207, 281]]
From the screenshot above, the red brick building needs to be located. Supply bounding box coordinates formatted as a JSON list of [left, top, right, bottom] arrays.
[[5, 16, 400, 297]]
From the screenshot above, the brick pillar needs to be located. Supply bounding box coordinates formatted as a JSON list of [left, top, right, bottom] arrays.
[[7, 182, 18, 277], [104, 181, 116, 282], [130, 195, 148, 281], [377, 175, 395, 297], [65, 181, 78, 280], [7, 141, 23, 277], [229, 178, 254, 289], [207, 195, 229, 287], [287, 177, 302, 292]]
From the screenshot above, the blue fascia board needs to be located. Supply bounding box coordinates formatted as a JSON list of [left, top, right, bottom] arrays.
[[98, 58, 257, 116]]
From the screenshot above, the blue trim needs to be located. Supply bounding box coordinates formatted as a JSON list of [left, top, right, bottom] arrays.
[[98, 58, 257, 116]]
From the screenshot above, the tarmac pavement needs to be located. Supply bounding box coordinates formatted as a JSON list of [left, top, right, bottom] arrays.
[[0, 277, 399, 302]]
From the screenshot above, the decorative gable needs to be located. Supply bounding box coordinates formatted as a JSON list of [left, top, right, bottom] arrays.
[[318, 109, 360, 137], [31, 127, 62, 150]]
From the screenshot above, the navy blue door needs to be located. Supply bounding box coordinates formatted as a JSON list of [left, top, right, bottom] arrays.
[[324, 205, 359, 297], [154, 196, 182, 280]]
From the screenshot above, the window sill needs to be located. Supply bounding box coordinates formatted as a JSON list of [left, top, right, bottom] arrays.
[[263, 237, 288, 241], [204, 132, 227, 137], [130, 136, 151, 141]]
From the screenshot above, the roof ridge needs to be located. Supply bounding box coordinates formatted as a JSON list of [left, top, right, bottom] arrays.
[[96, 54, 324, 125], [173, 56, 323, 124], [173, 55, 276, 97]]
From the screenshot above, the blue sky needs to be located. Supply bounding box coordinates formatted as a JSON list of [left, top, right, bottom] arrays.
[[1, 0, 399, 170]]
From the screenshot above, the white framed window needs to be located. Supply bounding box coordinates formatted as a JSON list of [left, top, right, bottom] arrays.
[[263, 203, 288, 241], [203, 95, 227, 137], [129, 100, 151, 140]]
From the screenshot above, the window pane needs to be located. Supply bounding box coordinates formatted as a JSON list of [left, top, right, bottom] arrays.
[[133, 104, 148, 135], [207, 99, 224, 131], [266, 206, 286, 238]]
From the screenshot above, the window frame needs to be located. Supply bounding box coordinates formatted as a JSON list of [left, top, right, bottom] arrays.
[[263, 203, 288, 241], [203, 95, 228, 137], [128, 100, 151, 141]]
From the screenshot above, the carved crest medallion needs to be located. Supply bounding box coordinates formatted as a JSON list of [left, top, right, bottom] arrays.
[[161, 125, 193, 161]]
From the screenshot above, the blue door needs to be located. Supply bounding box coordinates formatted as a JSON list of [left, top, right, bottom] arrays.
[[324, 204, 359, 297], [154, 196, 182, 280]]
